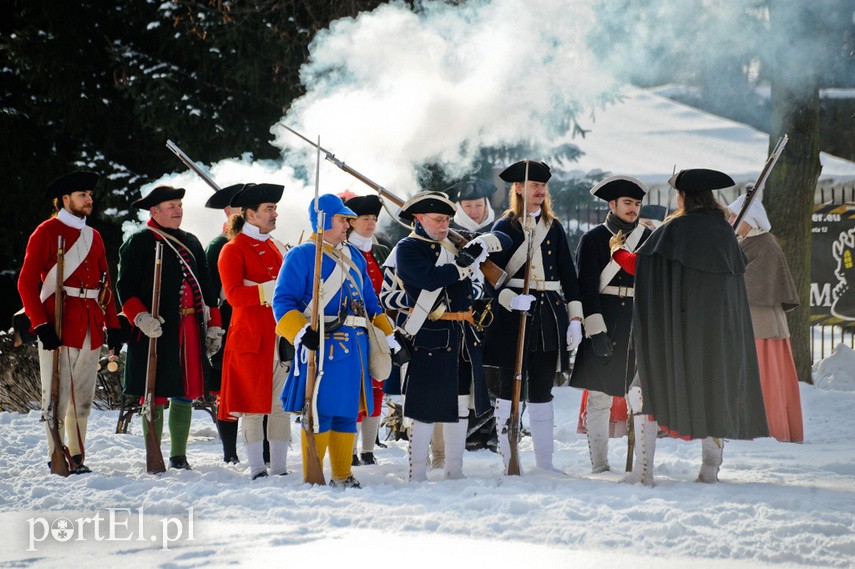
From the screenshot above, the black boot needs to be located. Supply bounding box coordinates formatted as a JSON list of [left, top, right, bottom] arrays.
[[360, 452, 376, 465], [169, 455, 192, 470], [351, 453, 361, 466], [217, 419, 240, 464], [71, 454, 92, 474], [329, 475, 361, 489]]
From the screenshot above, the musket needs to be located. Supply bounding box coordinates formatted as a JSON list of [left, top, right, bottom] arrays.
[[165, 140, 222, 192], [279, 124, 508, 288], [48, 235, 71, 476], [732, 134, 788, 231], [506, 161, 533, 476], [302, 136, 327, 486], [143, 242, 167, 474]]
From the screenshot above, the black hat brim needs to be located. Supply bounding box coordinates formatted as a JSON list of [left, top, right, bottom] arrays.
[[131, 186, 186, 209], [499, 160, 551, 183], [230, 183, 285, 208], [344, 195, 383, 217], [668, 169, 735, 193], [449, 179, 497, 202], [399, 191, 456, 222], [45, 171, 100, 200], [590, 176, 648, 202], [205, 183, 246, 209]]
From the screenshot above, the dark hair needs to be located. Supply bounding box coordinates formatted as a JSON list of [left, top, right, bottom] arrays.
[[226, 203, 261, 238], [666, 190, 727, 222]]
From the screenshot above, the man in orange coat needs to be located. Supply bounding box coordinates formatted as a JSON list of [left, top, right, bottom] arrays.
[[18, 171, 123, 474], [217, 183, 292, 480]]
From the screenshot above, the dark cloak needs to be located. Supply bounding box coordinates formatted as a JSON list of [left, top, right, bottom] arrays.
[[633, 210, 768, 440]]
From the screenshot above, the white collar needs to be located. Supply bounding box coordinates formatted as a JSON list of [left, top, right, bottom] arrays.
[[453, 203, 495, 232], [348, 231, 374, 252], [57, 208, 87, 230], [527, 207, 542, 219], [242, 222, 270, 241]]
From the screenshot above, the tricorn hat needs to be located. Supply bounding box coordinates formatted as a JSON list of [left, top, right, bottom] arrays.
[[204, 183, 245, 209], [230, 183, 284, 208], [131, 186, 185, 210], [45, 171, 100, 200], [668, 168, 735, 193], [499, 160, 551, 183], [309, 194, 357, 231], [344, 194, 383, 217], [399, 191, 456, 222], [589, 176, 648, 202], [449, 178, 497, 202]]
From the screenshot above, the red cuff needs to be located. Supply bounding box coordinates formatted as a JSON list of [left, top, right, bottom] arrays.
[[208, 306, 222, 328], [613, 249, 637, 276], [121, 297, 148, 325]]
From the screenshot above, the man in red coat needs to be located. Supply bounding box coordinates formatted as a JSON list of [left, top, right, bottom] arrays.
[[17, 171, 123, 474], [217, 183, 292, 480]]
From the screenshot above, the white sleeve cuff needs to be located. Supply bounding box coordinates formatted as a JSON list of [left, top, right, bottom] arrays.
[[583, 313, 607, 338], [567, 300, 584, 321]]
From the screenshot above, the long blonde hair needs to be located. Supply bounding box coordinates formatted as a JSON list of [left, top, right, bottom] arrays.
[[503, 182, 557, 227]]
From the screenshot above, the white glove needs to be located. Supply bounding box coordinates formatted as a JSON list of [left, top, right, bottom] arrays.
[[566, 319, 583, 351], [259, 280, 276, 306], [134, 312, 164, 338], [386, 333, 401, 353], [510, 293, 536, 312], [293, 322, 310, 349], [206, 326, 225, 356]]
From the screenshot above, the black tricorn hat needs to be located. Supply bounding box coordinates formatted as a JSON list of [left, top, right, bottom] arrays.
[[639, 204, 667, 222], [229, 183, 284, 208], [344, 194, 383, 217], [204, 183, 245, 209], [45, 171, 100, 200], [131, 186, 186, 210], [399, 191, 456, 222], [589, 176, 648, 202], [499, 160, 551, 183], [449, 178, 497, 202], [668, 168, 735, 193]]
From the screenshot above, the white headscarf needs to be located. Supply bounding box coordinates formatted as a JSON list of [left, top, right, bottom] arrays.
[[727, 194, 771, 234]]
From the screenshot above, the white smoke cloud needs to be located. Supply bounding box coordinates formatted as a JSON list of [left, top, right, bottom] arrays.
[[138, 0, 620, 246]]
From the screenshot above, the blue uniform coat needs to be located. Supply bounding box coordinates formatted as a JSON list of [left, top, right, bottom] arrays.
[[272, 241, 382, 420]]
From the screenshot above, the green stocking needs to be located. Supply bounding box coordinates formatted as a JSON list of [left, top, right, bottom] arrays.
[[168, 400, 193, 457]]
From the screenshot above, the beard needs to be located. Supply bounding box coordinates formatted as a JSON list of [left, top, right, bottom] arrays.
[[68, 203, 92, 218]]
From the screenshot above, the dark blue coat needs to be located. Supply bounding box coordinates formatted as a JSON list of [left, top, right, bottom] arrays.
[[569, 223, 650, 396], [396, 227, 490, 422], [484, 215, 581, 372]]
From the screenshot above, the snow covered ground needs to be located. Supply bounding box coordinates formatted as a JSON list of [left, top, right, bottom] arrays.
[[2, 349, 854, 569]]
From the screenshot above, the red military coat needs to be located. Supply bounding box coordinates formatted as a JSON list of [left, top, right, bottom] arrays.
[[217, 232, 284, 418], [18, 216, 120, 349]]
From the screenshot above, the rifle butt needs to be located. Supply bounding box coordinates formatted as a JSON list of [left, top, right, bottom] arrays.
[[625, 418, 635, 473], [49, 439, 71, 477], [506, 425, 522, 476], [145, 421, 166, 474], [303, 422, 326, 485]]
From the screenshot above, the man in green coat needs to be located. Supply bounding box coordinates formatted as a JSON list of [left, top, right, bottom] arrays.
[[117, 186, 223, 470]]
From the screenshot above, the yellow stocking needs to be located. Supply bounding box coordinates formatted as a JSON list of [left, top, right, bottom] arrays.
[[301, 430, 329, 480], [329, 431, 357, 481]]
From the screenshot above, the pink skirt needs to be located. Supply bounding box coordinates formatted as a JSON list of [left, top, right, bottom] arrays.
[[755, 338, 804, 443]]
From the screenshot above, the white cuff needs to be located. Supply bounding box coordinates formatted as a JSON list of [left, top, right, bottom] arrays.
[[567, 300, 584, 321], [498, 288, 516, 311], [583, 313, 607, 338]]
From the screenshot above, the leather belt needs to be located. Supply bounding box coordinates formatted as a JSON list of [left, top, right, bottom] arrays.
[[506, 278, 562, 292], [179, 307, 197, 316], [601, 285, 634, 298], [62, 286, 100, 299], [436, 310, 474, 324], [408, 308, 475, 324]]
